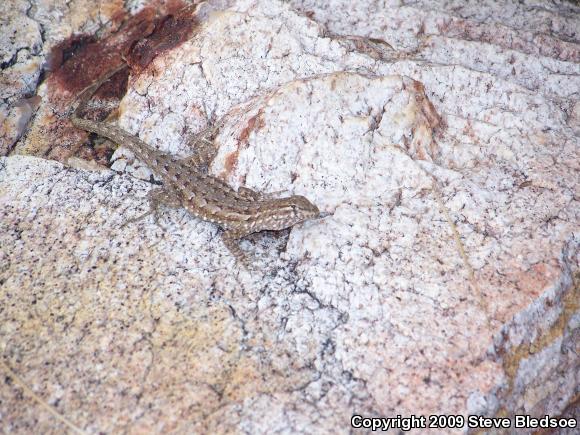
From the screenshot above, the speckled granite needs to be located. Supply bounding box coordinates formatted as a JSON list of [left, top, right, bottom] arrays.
[[1, 0, 578, 433]]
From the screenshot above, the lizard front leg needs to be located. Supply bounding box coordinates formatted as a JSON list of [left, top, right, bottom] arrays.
[[221, 229, 252, 267]]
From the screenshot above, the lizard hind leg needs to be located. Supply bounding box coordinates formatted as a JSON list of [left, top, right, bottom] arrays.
[[183, 119, 226, 172], [183, 136, 218, 173], [237, 187, 289, 201], [121, 187, 181, 229], [237, 186, 261, 201]]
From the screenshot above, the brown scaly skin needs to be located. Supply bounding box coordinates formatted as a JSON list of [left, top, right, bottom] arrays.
[[71, 64, 322, 265]]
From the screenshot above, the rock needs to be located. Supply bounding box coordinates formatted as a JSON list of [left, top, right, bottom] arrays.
[[1, 0, 578, 433], [0, 0, 43, 153]]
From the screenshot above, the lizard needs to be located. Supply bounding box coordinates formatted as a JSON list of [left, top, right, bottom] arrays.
[[70, 63, 322, 265]]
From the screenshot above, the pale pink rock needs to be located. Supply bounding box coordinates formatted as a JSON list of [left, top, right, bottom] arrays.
[[1, 0, 578, 433]]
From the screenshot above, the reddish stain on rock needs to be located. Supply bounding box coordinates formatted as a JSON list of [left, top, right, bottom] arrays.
[[40, 0, 199, 163], [238, 113, 265, 145], [49, 16, 147, 97], [222, 111, 266, 178], [126, 6, 199, 71], [49, 0, 196, 94], [224, 150, 241, 178], [411, 80, 441, 130]]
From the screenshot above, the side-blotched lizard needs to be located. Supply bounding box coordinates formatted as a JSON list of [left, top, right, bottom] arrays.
[[71, 64, 322, 264]]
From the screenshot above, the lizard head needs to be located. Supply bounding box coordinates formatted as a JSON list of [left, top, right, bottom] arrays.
[[259, 195, 321, 232], [288, 195, 321, 222]]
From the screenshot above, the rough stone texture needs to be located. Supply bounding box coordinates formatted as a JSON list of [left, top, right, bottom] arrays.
[[1, 0, 579, 433], [0, 1, 43, 154], [0, 0, 123, 154], [289, 0, 580, 99], [1, 0, 229, 159]]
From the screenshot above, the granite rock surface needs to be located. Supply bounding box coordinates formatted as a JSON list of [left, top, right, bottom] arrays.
[[1, 0, 578, 433]]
